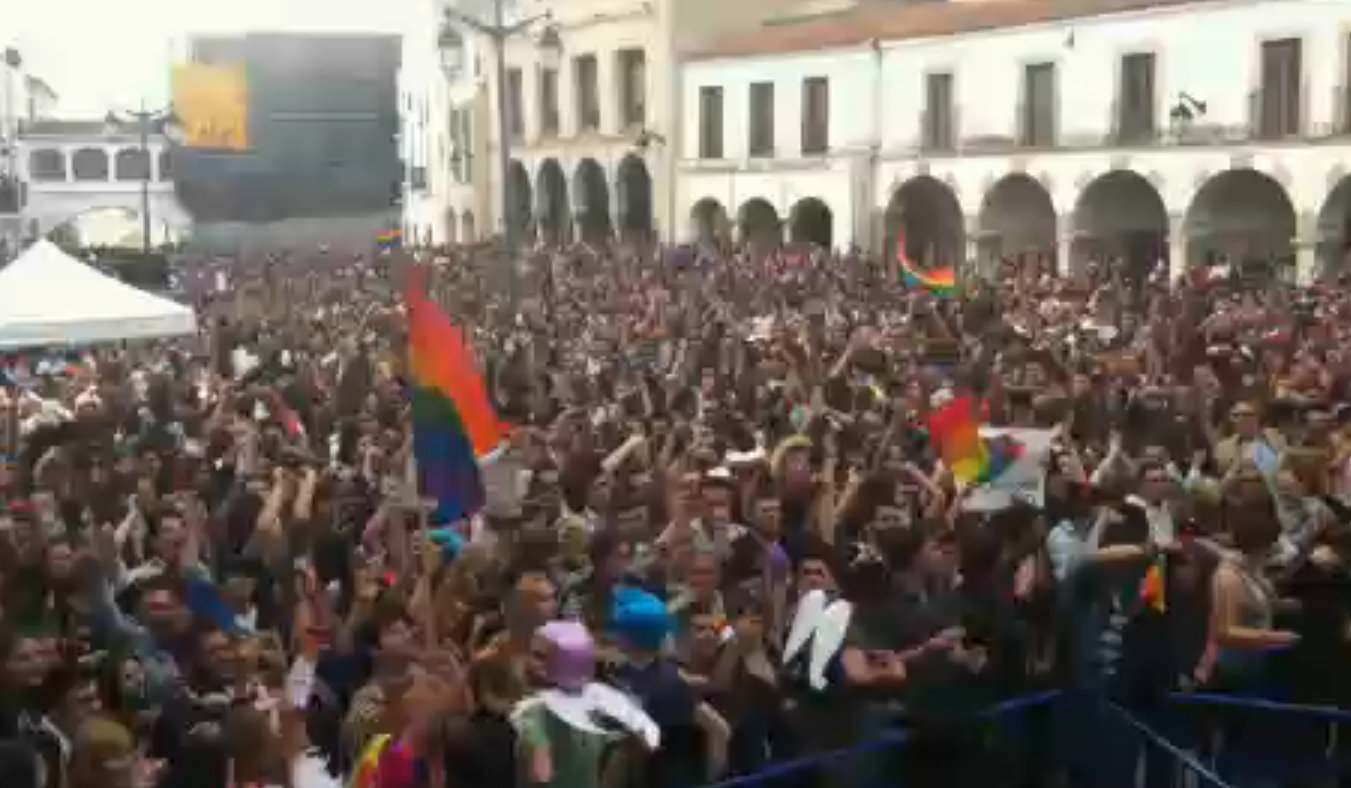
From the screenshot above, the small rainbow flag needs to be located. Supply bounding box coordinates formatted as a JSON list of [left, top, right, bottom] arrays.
[[406, 268, 506, 522], [928, 395, 988, 485], [1140, 556, 1166, 613], [349, 734, 392, 788], [896, 231, 957, 296], [377, 230, 403, 251]]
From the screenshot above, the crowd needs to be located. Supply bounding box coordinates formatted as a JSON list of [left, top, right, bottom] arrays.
[[0, 238, 1348, 788]]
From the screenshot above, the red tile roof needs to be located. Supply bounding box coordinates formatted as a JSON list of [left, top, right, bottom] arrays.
[[684, 0, 1227, 60]]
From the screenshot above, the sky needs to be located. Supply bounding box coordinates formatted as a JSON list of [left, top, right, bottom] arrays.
[[7, 0, 419, 117]]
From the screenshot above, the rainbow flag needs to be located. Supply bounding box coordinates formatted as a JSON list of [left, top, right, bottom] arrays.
[[928, 395, 988, 485], [1140, 556, 1166, 613], [348, 734, 392, 788], [896, 232, 957, 295], [406, 269, 506, 522], [377, 230, 403, 251], [348, 735, 419, 788]]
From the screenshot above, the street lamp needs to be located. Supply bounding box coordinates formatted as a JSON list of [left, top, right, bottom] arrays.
[[438, 2, 552, 253], [104, 107, 181, 256]]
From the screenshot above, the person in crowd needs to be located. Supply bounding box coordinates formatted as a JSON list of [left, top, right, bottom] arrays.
[[1, 237, 1349, 788]]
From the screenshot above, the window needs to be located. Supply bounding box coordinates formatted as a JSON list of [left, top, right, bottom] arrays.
[[699, 86, 724, 159], [923, 72, 954, 151], [71, 148, 109, 181], [157, 149, 173, 181], [506, 68, 524, 140], [28, 149, 65, 181], [539, 68, 560, 137], [618, 49, 647, 129], [575, 54, 600, 132], [1258, 38, 1302, 139], [749, 82, 775, 157], [115, 148, 150, 181], [1021, 62, 1057, 147], [1117, 52, 1155, 143], [801, 77, 829, 154]]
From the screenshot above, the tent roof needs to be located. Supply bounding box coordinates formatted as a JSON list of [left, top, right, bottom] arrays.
[[0, 240, 197, 350]]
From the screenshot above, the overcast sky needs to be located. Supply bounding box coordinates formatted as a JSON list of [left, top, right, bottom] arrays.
[[7, 0, 417, 117]]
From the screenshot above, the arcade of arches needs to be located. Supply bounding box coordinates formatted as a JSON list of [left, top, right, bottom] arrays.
[[685, 166, 1345, 281], [494, 156, 656, 247]]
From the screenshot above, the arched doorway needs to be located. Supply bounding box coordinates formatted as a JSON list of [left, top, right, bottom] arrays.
[[788, 198, 833, 248], [536, 158, 570, 247], [886, 176, 964, 268], [445, 208, 458, 245], [72, 148, 109, 181], [573, 158, 612, 244], [616, 154, 654, 243], [1184, 169, 1296, 273], [689, 198, 730, 244], [978, 173, 1057, 275], [462, 212, 476, 243], [1072, 170, 1168, 279], [738, 198, 781, 259], [1317, 175, 1351, 277], [507, 160, 533, 242]]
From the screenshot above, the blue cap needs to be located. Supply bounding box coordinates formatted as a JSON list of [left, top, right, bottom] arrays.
[[426, 527, 465, 560], [609, 585, 670, 652]]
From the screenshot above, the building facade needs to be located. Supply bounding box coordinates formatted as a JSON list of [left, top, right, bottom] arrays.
[[399, 0, 495, 246], [678, 0, 1351, 281], [16, 120, 189, 247], [401, 0, 799, 246]]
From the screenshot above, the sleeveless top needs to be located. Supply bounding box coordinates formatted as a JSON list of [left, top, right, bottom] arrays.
[[1214, 557, 1276, 685]]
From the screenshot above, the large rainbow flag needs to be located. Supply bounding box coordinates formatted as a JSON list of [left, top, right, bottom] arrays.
[[895, 231, 957, 295], [406, 269, 506, 522]]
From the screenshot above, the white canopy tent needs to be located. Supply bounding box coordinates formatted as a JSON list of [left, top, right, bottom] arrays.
[[0, 240, 197, 349]]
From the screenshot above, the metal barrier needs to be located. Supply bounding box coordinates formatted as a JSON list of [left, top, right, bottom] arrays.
[[697, 689, 1348, 788]]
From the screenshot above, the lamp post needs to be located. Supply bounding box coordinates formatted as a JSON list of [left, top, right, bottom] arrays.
[[104, 106, 181, 255], [438, 2, 555, 253]]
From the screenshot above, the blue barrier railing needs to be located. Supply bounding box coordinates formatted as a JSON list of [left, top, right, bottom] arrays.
[[699, 687, 1348, 788]]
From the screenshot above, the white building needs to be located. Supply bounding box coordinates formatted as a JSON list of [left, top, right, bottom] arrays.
[[401, 0, 798, 247], [17, 120, 189, 247], [678, 0, 1351, 281], [399, 0, 495, 246]]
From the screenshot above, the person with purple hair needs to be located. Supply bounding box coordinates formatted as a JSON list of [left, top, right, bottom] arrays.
[[511, 620, 657, 788]]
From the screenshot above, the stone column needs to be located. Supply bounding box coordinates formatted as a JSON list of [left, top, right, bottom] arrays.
[[1168, 214, 1188, 282], [1294, 210, 1319, 286], [1057, 215, 1074, 277]]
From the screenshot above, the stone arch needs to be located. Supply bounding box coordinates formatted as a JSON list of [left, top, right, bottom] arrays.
[[1071, 169, 1169, 278], [573, 157, 612, 244], [462, 211, 476, 243], [737, 197, 781, 259], [977, 173, 1057, 275], [445, 208, 459, 245], [536, 158, 570, 247], [886, 175, 964, 268], [689, 198, 730, 244], [616, 154, 654, 242], [115, 148, 151, 182], [507, 159, 533, 242], [71, 148, 110, 182], [28, 148, 66, 182], [788, 197, 833, 248], [1317, 174, 1351, 276], [1183, 168, 1296, 271]]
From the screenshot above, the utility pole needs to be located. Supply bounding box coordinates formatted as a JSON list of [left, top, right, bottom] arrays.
[[440, 0, 553, 254], [105, 107, 180, 255]]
